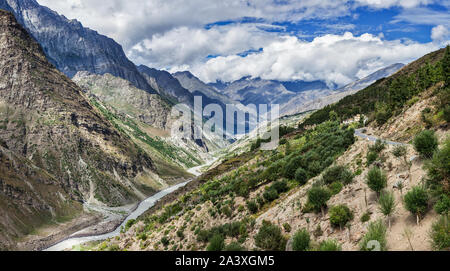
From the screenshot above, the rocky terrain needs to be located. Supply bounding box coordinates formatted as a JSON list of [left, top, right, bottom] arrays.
[[87, 46, 449, 252], [0, 9, 185, 250]]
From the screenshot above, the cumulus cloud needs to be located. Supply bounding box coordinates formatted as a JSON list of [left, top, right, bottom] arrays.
[[185, 32, 438, 85], [431, 25, 450, 43], [36, 0, 445, 85]]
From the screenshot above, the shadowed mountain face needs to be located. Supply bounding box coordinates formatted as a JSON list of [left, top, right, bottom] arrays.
[[0, 9, 167, 249], [138, 65, 195, 106], [0, 0, 154, 93]]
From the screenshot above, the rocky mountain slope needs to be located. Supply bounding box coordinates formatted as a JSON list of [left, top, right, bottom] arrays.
[[72, 71, 218, 170], [89, 47, 449, 252], [0, 0, 154, 93], [0, 9, 183, 250], [173, 71, 237, 106]]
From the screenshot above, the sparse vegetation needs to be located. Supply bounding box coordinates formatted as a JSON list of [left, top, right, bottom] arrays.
[[319, 239, 342, 251], [359, 220, 387, 251], [429, 215, 450, 251]]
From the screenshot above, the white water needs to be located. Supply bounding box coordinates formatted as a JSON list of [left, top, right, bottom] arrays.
[[44, 181, 190, 251]]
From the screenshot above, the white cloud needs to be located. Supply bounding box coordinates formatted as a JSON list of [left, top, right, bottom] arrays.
[[355, 0, 435, 8], [431, 25, 450, 43], [183, 32, 438, 85], [35, 0, 444, 85], [128, 24, 281, 70]]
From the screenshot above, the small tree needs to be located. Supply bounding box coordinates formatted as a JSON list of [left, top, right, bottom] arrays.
[[329, 204, 353, 230], [379, 191, 396, 229], [207, 234, 224, 251], [413, 130, 438, 158], [255, 220, 286, 251], [295, 167, 308, 185], [392, 145, 408, 165], [307, 186, 331, 216], [366, 167, 387, 197], [359, 220, 387, 251], [322, 165, 354, 185], [430, 214, 450, 251], [319, 239, 342, 251], [404, 186, 429, 225], [292, 228, 310, 251]]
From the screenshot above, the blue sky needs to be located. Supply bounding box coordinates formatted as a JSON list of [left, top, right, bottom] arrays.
[[38, 0, 449, 85]]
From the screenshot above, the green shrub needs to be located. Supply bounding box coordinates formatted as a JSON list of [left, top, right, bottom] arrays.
[[176, 229, 185, 240], [361, 211, 371, 223], [413, 130, 438, 158], [369, 139, 386, 154], [255, 220, 286, 251], [392, 145, 407, 158], [322, 165, 354, 185], [329, 181, 344, 195], [263, 187, 279, 202], [124, 219, 136, 232], [329, 204, 353, 228], [292, 229, 310, 251], [366, 151, 378, 166], [307, 186, 331, 214], [430, 215, 450, 251], [283, 156, 303, 179], [221, 206, 232, 218], [283, 223, 291, 233], [295, 167, 308, 185], [366, 167, 387, 196], [404, 186, 429, 224], [207, 234, 224, 251], [426, 138, 450, 195], [359, 220, 387, 251], [272, 180, 289, 194], [379, 191, 396, 228], [161, 236, 170, 247], [434, 195, 450, 215], [224, 242, 244, 251], [246, 200, 259, 214], [319, 239, 342, 251]]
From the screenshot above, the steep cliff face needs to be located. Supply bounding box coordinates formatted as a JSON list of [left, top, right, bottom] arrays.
[[0, 9, 165, 217], [0, 0, 154, 93]]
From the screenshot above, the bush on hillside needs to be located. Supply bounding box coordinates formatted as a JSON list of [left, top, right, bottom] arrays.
[[322, 165, 354, 185], [329, 204, 353, 228], [404, 186, 429, 224], [307, 186, 331, 214], [207, 234, 224, 251], [359, 220, 387, 251], [413, 130, 438, 158], [430, 215, 450, 251], [255, 220, 286, 251], [292, 229, 310, 251], [366, 167, 387, 196], [319, 239, 342, 251]]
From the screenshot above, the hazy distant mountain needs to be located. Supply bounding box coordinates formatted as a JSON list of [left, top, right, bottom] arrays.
[[282, 63, 405, 116], [0, 0, 154, 93]]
